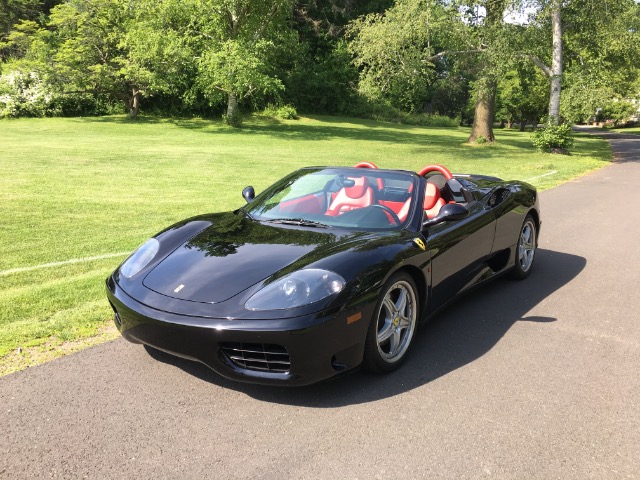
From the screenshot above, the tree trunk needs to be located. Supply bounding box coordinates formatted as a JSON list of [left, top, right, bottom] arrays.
[[548, 0, 562, 125], [519, 118, 526, 131], [226, 93, 240, 126], [468, 78, 496, 143], [128, 88, 141, 119], [467, 0, 504, 144]]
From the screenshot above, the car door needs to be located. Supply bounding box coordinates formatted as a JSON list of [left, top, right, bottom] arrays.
[[424, 196, 497, 313]]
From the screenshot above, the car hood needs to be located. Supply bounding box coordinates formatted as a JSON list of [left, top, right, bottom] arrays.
[[142, 212, 360, 304]]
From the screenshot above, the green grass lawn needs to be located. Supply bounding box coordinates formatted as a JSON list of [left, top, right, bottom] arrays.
[[0, 114, 611, 374], [611, 126, 640, 135]]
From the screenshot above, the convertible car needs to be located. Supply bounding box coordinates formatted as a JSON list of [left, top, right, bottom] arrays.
[[106, 163, 540, 386]]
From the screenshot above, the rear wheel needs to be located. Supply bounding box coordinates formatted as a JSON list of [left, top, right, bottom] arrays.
[[363, 272, 419, 373], [511, 214, 537, 280]]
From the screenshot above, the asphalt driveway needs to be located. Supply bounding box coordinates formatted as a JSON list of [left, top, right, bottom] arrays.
[[1, 129, 638, 479]]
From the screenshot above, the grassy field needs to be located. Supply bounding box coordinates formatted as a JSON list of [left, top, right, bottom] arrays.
[[611, 126, 640, 134], [0, 115, 611, 374]]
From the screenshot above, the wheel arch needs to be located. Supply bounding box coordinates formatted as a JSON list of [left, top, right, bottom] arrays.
[[526, 208, 541, 239], [391, 265, 427, 322]]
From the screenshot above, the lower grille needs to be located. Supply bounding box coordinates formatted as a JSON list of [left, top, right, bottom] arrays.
[[220, 343, 290, 373]]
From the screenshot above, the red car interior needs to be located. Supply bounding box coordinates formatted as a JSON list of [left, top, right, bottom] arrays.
[[278, 163, 455, 223], [423, 182, 446, 218], [325, 177, 375, 216], [354, 161, 384, 190], [279, 193, 326, 215]]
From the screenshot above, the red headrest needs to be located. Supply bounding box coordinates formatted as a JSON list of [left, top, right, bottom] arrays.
[[424, 183, 441, 210], [345, 177, 369, 199]]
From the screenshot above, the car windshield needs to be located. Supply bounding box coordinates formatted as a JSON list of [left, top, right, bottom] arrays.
[[242, 167, 417, 231]]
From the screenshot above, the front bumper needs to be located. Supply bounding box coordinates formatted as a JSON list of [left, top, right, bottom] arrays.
[[106, 277, 375, 386]]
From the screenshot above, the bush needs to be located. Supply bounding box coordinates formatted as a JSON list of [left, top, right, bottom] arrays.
[[601, 100, 637, 126], [222, 112, 242, 127], [261, 104, 298, 120], [0, 71, 52, 118], [531, 123, 574, 152], [0, 70, 118, 118], [282, 40, 359, 115], [51, 93, 115, 117], [371, 107, 459, 127]]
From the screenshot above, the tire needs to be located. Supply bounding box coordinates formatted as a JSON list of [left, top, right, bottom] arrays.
[[363, 272, 419, 373], [511, 214, 537, 280]]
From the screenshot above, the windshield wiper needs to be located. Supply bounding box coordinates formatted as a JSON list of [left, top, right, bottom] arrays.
[[264, 218, 329, 228]]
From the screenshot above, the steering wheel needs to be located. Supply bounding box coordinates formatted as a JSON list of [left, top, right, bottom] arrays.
[[417, 164, 453, 180], [368, 204, 401, 225]]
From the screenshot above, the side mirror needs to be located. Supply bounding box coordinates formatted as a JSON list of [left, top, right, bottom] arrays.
[[423, 203, 469, 228], [242, 186, 255, 203]]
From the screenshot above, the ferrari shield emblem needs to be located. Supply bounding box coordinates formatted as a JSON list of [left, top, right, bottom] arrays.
[[413, 238, 426, 251]]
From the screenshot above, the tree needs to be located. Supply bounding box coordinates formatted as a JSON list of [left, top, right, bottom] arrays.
[[522, 0, 640, 125], [496, 64, 548, 129], [191, 0, 294, 125], [281, 0, 393, 115], [548, 0, 561, 123], [22, 0, 175, 117], [348, 0, 468, 113], [348, 0, 514, 142], [465, 0, 509, 143], [122, 0, 203, 116], [560, 0, 640, 121], [9, 0, 206, 118], [0, 0, 41, 60]]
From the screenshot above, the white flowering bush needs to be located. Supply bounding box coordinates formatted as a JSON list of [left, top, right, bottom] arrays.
[[0, 71, 58, 118], [0, 70, 117, 117]]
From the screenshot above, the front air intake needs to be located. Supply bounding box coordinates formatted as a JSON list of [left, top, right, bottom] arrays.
[[220, 343, 290, 373]]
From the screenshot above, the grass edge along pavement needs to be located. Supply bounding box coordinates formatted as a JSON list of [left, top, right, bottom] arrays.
[[611, 126, 640, 135], [0, 115, 612, 375]]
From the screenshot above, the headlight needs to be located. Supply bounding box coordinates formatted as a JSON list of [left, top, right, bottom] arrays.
[[245, 269, 345, 311], [120, 238, 160, 278]]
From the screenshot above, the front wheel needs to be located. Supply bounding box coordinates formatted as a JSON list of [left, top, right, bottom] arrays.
[[511, 214, 537, 280], [363, 272, 419, 373]]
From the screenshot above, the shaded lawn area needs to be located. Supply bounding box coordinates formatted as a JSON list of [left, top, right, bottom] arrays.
[[0, 115, 611, 373]]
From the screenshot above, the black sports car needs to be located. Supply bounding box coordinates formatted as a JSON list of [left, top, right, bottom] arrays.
[[106, 163, 540, 386]]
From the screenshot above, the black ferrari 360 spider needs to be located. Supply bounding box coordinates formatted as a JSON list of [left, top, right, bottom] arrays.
[[106, 163, 540, 386]]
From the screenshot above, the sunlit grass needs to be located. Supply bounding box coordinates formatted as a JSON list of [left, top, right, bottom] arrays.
[[611, 126, 640, 135], [0, 115, 611, 373]]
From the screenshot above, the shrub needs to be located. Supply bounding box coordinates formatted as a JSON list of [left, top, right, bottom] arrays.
[[0, 70, 118, 118], [222, 112, 242, 127], [531, 123, 574, 152], [601, 100, 637, 126], [391, 112, 459, 127], [282, 40, 359, 115], [0, 71, 52, 118], [262, 104, 298, 120], [362, 101, 459, 127], [51, 93, 115, 117]]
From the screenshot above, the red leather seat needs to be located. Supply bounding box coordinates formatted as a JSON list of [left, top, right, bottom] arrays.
[[397, 197, 412, 222], [396, 183, 446, 222], [424, 183, 446, 219], [326, 177, 375, 216]]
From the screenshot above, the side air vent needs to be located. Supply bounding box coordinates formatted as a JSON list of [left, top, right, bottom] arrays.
[[488, 188, 511, 208]]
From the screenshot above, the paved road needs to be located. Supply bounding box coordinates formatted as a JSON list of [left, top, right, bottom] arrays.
[[2, 131, 639, 479]]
